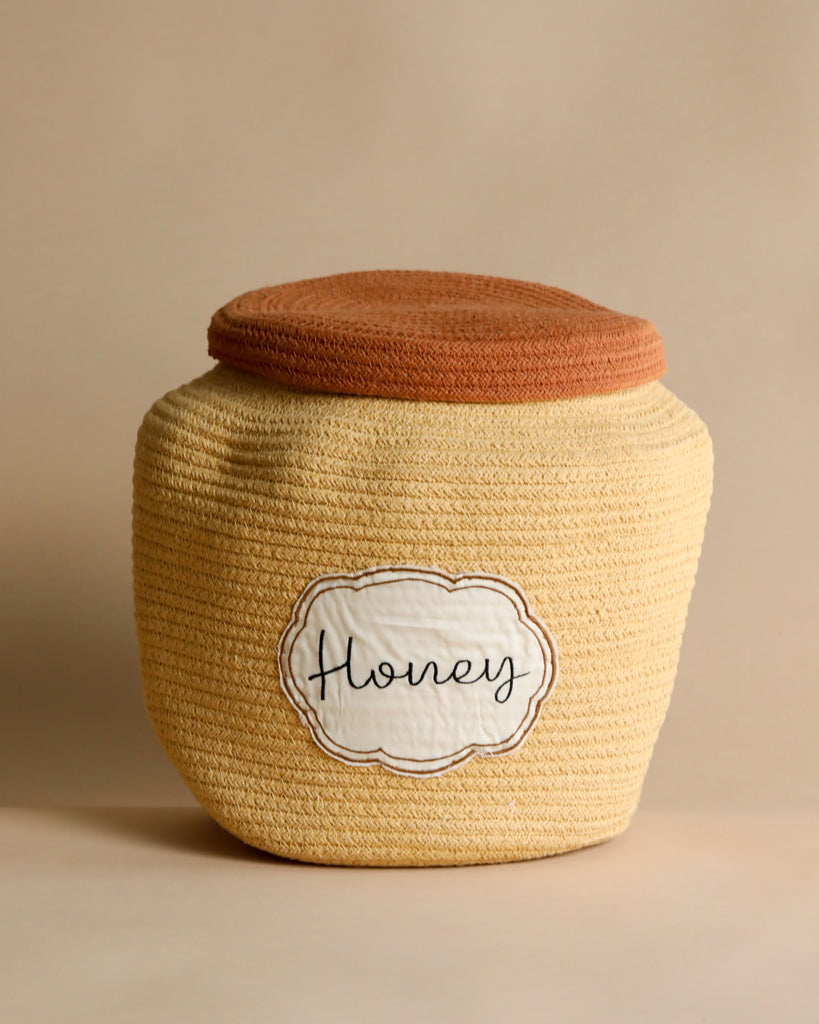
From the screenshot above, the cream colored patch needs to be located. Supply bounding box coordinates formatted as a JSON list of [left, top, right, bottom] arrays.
[[277, 566, 558, 776]]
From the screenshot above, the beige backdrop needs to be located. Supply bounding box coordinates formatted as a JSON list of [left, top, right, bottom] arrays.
[[2, 0, 817, 811]]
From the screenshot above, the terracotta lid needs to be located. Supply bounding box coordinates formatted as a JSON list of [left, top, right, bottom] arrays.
[[207, 269, 665, 403]]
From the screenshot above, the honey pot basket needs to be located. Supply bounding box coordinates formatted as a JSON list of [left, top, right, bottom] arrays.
[[132, 269, 713, 866]]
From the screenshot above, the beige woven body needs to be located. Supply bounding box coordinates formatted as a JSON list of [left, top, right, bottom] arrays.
[[133, 363, 713, 866]]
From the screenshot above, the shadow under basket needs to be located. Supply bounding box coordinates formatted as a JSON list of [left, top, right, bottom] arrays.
[[132, 269, 713, 866]]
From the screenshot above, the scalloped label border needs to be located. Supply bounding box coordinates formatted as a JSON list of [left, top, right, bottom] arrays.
[[276, 566, 559, 777]]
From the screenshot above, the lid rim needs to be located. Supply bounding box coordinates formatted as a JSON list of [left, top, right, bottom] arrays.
[[207, 270, 666, 403]]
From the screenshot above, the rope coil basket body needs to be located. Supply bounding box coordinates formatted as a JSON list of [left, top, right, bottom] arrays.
[[132, 270, 713, 866]]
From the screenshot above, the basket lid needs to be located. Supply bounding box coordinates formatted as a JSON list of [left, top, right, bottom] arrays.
[[207, 269, 665, 402]]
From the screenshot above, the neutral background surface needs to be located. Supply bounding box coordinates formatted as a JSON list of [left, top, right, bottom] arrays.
[[3, 0, 817, 811], [2, 807, 816, 1023], [3, 1, 818, 1019]]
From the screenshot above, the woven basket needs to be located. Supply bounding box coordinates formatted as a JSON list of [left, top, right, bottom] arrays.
[[132, 270, 713, 866]]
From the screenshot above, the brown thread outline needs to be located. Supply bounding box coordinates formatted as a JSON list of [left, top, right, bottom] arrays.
[[276, 565, 559, 777]]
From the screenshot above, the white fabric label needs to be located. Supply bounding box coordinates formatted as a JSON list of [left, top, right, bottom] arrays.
[[277, 566, 558, 776]]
